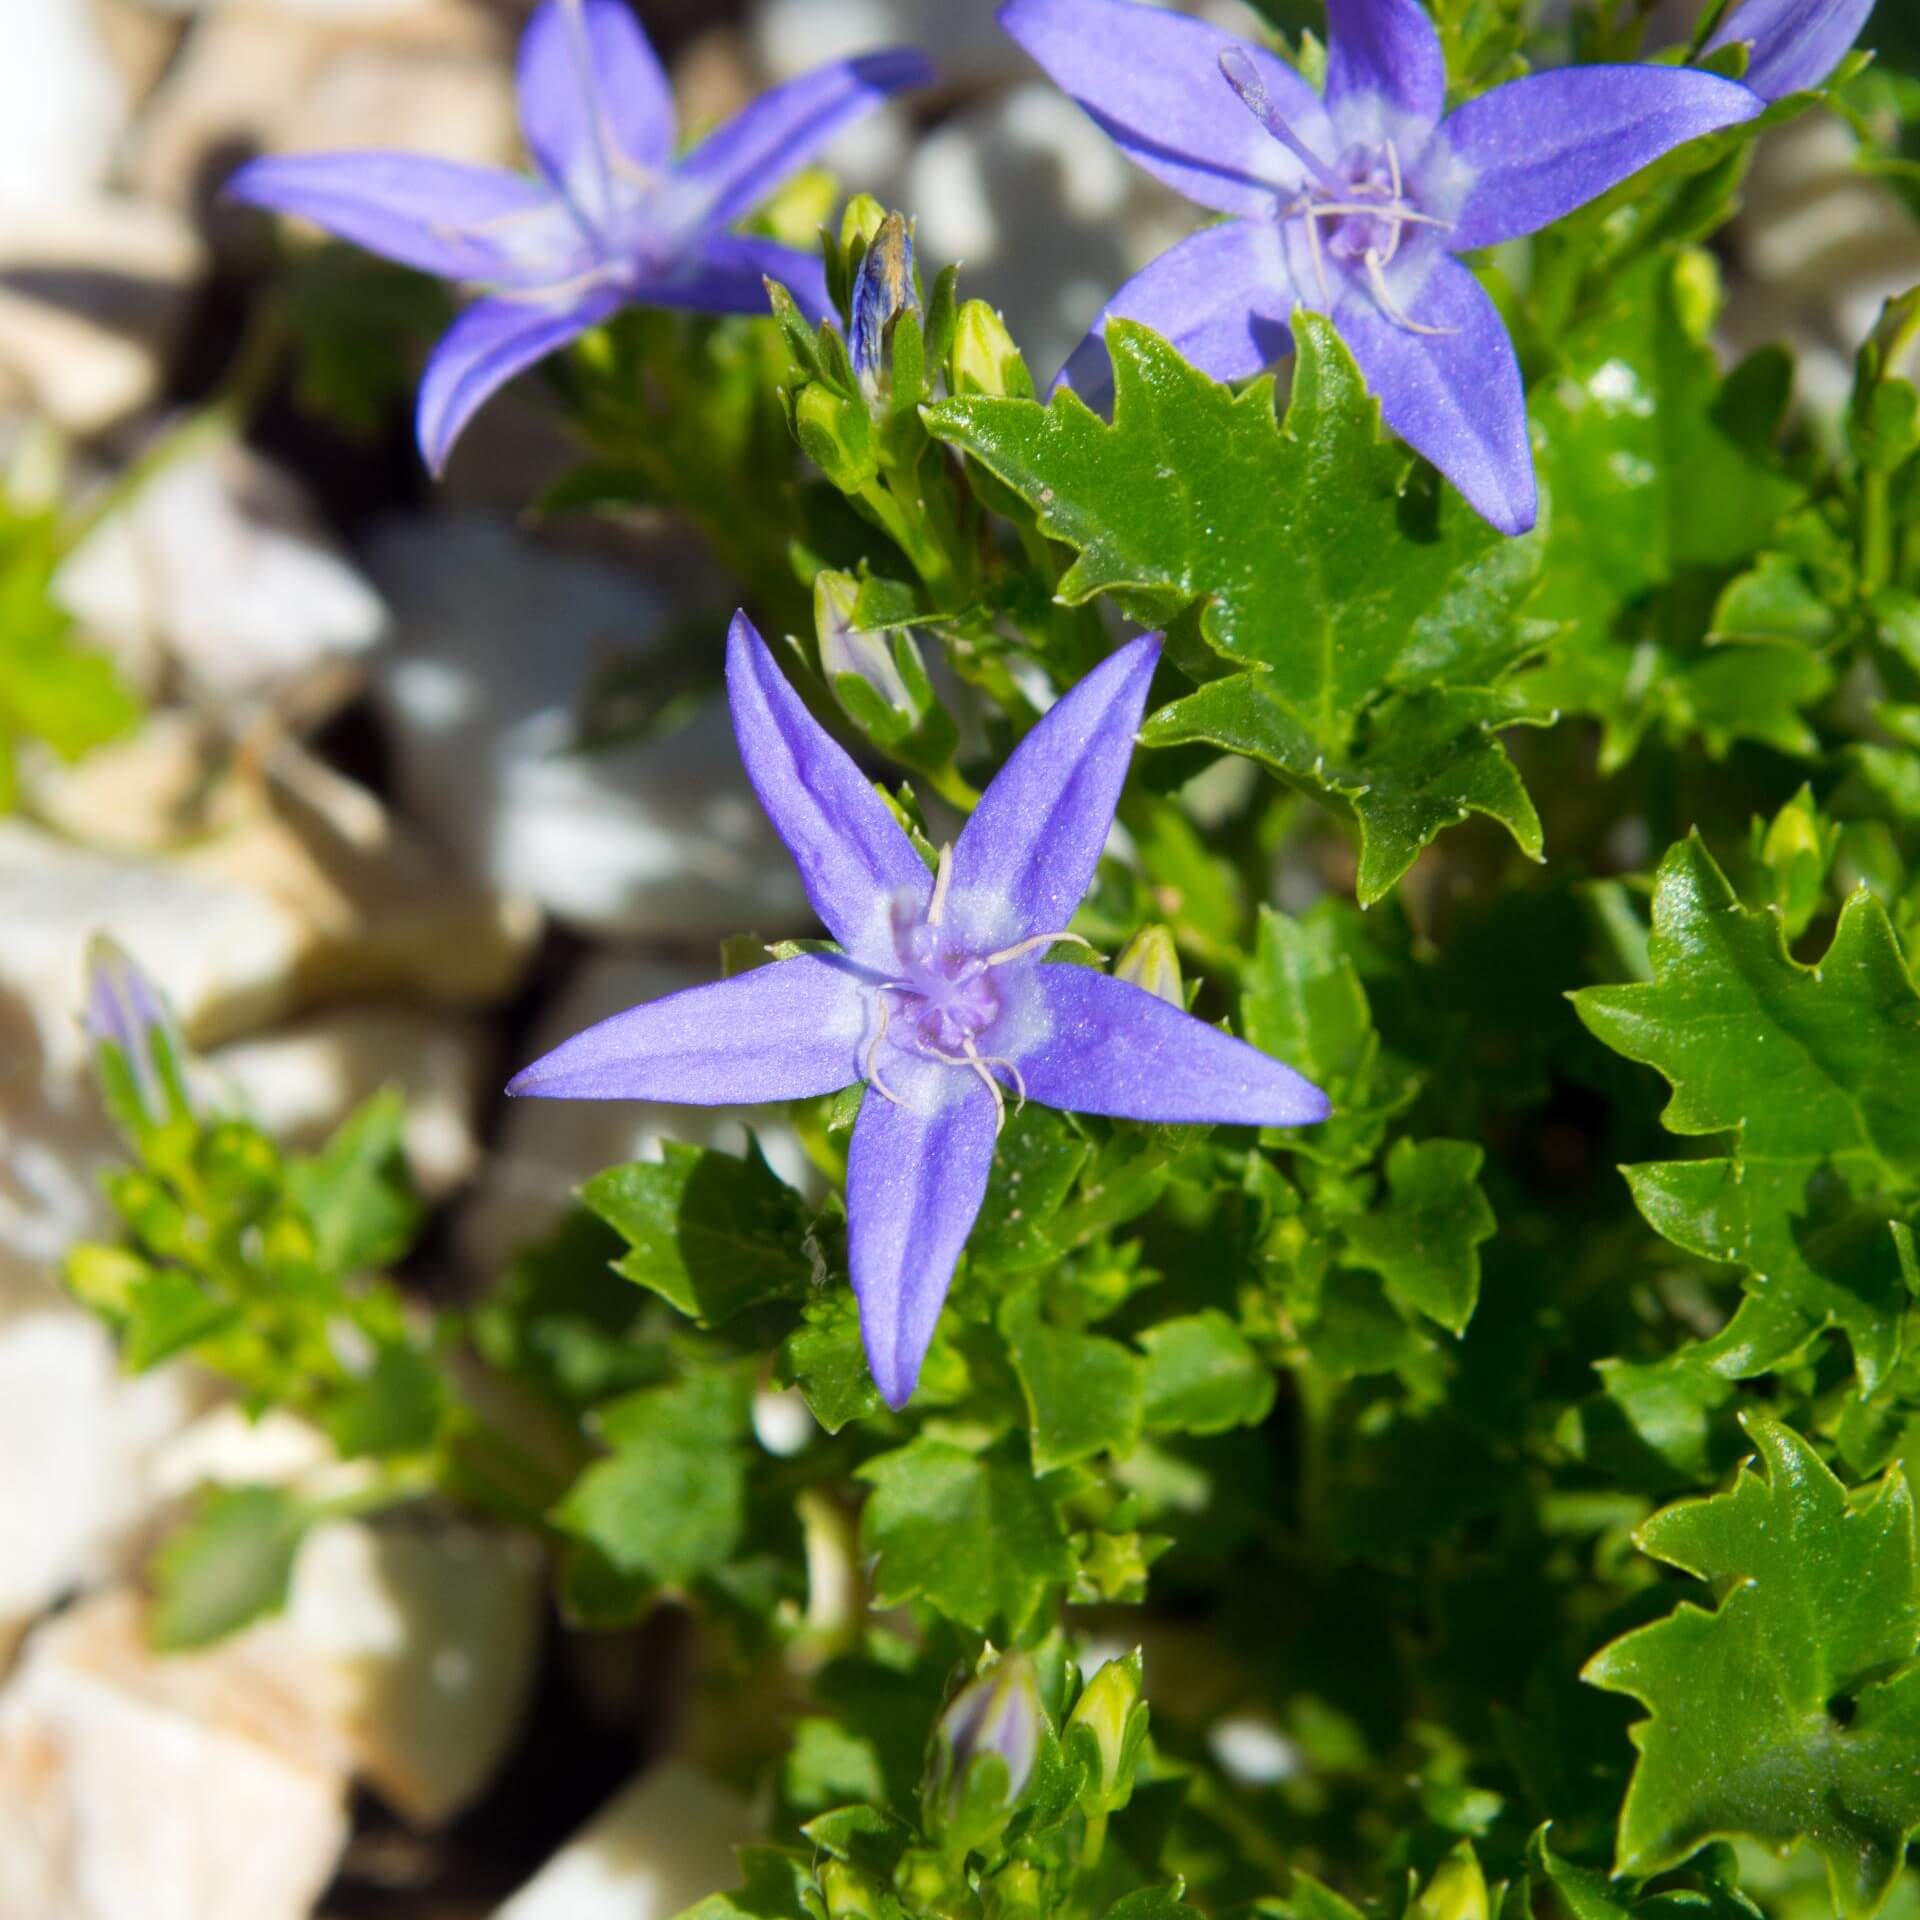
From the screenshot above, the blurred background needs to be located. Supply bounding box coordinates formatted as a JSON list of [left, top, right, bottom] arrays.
[[2, 0, 1918, 1915]]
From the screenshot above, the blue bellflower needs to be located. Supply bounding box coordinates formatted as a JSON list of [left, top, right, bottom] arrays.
[[228, 0, 930, 472], [999, 0, 1766, 536], [1701, 0, 1877, 102], [509, 619, 1329, 1409]]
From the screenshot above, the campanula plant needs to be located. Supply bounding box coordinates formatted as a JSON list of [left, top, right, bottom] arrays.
[[228, 0, 929, 469], [57, 3, 1920, 1919], [510, 620, 1327, 1406]]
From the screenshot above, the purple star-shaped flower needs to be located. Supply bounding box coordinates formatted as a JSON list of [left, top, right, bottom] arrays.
[[999, 0, 1765, 536], [228, 0, 930, 473], [509, 618, 1329, 1409], [1702, 0, 1876, 102]]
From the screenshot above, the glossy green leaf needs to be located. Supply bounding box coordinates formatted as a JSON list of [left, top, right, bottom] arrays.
[[582, 1140, 813, 1326], [927, 317, 1550, 899], [1522, 255, 1817, 771], [1573, 834, 1920, 1388], [1338, 1137, 1496, 1337], [1585, 1416, 1920, 1917], [1001, 1287, 1144, 1470], [858, 1437, 1075, 1635]]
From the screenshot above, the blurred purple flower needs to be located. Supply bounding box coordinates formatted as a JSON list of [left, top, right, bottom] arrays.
[[999, 0, 1765, 535], [1702, 0, 1876, 101], [509, 617, 1328, 1409], [229, 0, 930, 472]]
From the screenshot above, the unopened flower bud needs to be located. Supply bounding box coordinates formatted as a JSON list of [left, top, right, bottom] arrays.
[[926, 1651, 1043, 1843], [1413, 1846, 1488, 1920], [821, 1860, 885, 1920], [984, 1860, 1047, 1920], [795, 380, 877, 489], [1114, 927, 1183, 1007], [1066, 1650, 1147, 1813], [1755, 784, 1834, 939], [850, 211, 921, 403], [86, 936, 191, 1135], [817, 571, 919, 722], [839, 194, 887, 259], [952, 301, 1034, 400]]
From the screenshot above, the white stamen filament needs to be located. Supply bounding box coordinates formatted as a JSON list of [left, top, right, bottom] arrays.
[[866, 994, 906, 1106], [981, 931, 1101, 968], [928, 843, 954, 927], [1364, 251, 1458, 336]]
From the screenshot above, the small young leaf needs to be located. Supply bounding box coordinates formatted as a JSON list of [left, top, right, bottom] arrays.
[[149, 1484, 309, 1651]]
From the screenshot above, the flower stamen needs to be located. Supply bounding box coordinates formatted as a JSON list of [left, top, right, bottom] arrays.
[[981, 930, 1102, 968], [1218, 48, 1342, 190], [928, 843, 955, 927], [1364, 250, 1458, 336], [866, 993, 906, 1106]]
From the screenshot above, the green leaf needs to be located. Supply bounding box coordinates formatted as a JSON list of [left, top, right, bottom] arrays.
[[554, 1372, 754, 1590], [122, 1268, 240, 1372], [1584, 1416, 1920, 1918], [928, 316, 1550, 899], [1001, 1287, 1144, 1470], [1337, 1138, 1496, 1336], [1137, 1311, 1276, 1435], [858, 1438, 1076, 1635], [678, 1849, 819, 1920], [1241, 902, 1419, 1171], [1573, 835, 1920, 1389], [582, 1140, 813, 1326], [149, 1484, 309, 1650], [285, 1089, 422, 1275], [778, 1291, 881, 1434], [1521, 254, 1817, 771], [969, 1106, 1092, 1276]]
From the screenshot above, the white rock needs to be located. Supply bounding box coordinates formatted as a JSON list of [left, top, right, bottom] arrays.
[[368, 514, 810, 941], [270, 1517, 545, 1826], [206, 1001, 491, 1198], [56, 436, 388, 704], [461, 954, 819, 1271], [1723, 116, 1920, 420], [0, 1592, 352, 1920], [751, 0, 1027, 87], [493, 1761, 754, 1920], [0, 817, 308, 1089], [0, 1284, 203, 1661], [0, 0, 127, 207], [0, 197, 205, 433], [134, 2, 519, 208], [907, 84, 1194, 382]]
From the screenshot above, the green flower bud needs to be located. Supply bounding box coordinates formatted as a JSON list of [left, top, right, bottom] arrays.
[[795, 380, 878, 490], [1754, 783, 1836, 940], [1066, 1650, 1147, 1814], [840, 194, 888, 259], [951, 301, 1034, 400], [1113, 926, 1184, 1007], [1413, 1845, 1488, 1920], [984, 1861, 1047, 1920], [821, 1860, 885, 1920]]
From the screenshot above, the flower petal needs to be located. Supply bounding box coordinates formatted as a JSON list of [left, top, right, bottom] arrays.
[[1704, 0, 1874, 102], [637, 232, 831, 324], [415, 287, 620, 475], [1324, 0, 1447, 141], [517, 0, 675, 211], [1057, 219, 1299, 399], [225, 152, 571, 285], [1436, 66, 1764, 249], [507, 955, 868, 1103], [726, 613, 931, 964], [947, 633, 1161, 949], [998, 0, 1329, 219], [1335, 252, 1537, 536], [675, 51, 934, 230], [1017, 967, 1330, 1126], [846, 1078, 1000, 1410]]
